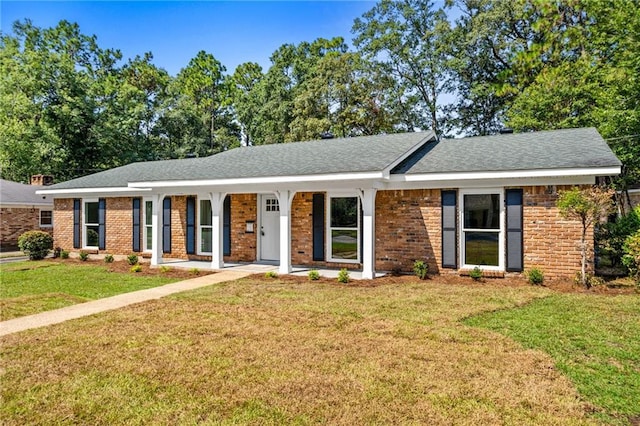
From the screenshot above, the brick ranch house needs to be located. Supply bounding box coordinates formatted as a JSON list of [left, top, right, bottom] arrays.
[[38, 128, 621, 279], [1, 175, 54, 250]]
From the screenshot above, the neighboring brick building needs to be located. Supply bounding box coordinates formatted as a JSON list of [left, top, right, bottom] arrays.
[[39, 129, 621, 279], [1, 176, 54, 250]]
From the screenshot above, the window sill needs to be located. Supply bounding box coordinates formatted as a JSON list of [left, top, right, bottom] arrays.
[[459, 269, 505, 278]]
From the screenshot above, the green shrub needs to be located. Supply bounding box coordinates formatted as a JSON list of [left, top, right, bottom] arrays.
[[52, 247, 62, 258], [79, 251, 89, 261], [469, 266, 483, 281], [130, 264, 142, 273], [189, 268, 200, 275], [337, 268, 350, 284], [308, 269, 320, 281], [159, 265, 171, 274], [622, 230, 640, 284], [104, 254, 114, 263], [127, 254, 139, 266], [60, 250, 70, 259], [265, 270, 278, 279], [526, 267, 544, 285], [413, 260, 429, 280], [597, 206, 640, 268], [17, 230, 53, 260]]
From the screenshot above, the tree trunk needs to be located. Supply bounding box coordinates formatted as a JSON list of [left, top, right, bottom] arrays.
[[581, 223, 589, 288]]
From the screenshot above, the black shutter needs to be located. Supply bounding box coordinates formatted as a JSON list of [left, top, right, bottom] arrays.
[[73, 199, 81, 249], [186, 197, 196, 254], [163, 197, 171, 253], [132, 198, 141, 252], [223, 195, 231, 256], [98, 198, 106, 250], [506, 189, 524, 272], [441, 190, 457, 269], [312, 193, 325, 261]]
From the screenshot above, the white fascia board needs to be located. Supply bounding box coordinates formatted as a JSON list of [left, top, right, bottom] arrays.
[[36, 187, 152, 196], [0, 202, 53, 208], [379, 176, 597, 191], [381, 132, 437, 178], [392, 166, 621, 183], [128, 172, 384, 189]]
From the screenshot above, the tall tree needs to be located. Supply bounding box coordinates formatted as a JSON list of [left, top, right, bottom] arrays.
[[353, 0, 452, 135], [173, 51, 238, 154], [0, 20, 122, 181], [230, 62, 264, 146]]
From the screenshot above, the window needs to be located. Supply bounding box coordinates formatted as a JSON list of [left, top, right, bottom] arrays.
[[461, 190, 503, 269], [199, 199, 212, 253], [143, 200, 153, 251], [265, 198, 279, 212], [40, 210, 53, 227], [84, 200, 99, 248], [328, 196, 359, 262]]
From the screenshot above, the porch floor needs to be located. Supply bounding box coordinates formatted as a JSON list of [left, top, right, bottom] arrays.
[[157, 259, 386, 279]]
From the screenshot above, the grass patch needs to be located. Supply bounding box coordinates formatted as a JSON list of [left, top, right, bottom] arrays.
[[1, 280, 598, 425], [465, 294, 640, 425], [0, 261, 179, 320]]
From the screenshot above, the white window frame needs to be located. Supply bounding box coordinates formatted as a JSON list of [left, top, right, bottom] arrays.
[[197, 198, 213, 255], [39, 210, 53, 227], [326, 192, 360, 264], [82, 198, 99, 249], [142, 197, 153, 252], [459, 188, 505, 271]]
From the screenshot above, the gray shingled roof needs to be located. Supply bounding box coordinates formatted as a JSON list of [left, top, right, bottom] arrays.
[[0, 179, 52, 206], [43, 128, 620, 191], [46, 132, 435, 190], [392, 127, 621, 175]]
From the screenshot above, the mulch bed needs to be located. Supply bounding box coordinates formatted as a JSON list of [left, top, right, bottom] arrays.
[[44, 258, 215, 280], [258, 271, 638, 294], [41, 258, 638, 294]]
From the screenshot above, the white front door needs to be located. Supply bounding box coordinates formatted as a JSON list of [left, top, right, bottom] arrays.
[[260, 195, 280, 261]]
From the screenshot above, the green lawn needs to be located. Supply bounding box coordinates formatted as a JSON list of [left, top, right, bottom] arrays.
[[465, 294, 640, 425], [0, 278, 607, 425], [0, 261, 180, 320]]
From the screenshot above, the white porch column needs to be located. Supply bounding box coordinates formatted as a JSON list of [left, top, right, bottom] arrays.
[[276, 190, 294, 275], [150, 193, 163, 266], [210, 192, 224, 270], [360, 188, 377, 279]]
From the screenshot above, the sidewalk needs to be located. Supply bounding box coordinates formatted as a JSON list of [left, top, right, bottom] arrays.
[[0, 270, 250, 337]]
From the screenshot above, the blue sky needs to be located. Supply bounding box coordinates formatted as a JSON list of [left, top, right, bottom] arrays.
[[1, 1, 381, 76]]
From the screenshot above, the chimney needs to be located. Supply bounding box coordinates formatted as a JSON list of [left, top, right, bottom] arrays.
[[31, 174, 54, 186]]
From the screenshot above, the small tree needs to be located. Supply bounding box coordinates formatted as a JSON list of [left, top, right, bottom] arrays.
[[556, 186, 615, 288]]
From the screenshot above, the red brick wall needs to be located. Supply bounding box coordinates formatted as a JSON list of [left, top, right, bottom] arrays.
[[1, 207, 53, 250], [51, 186, 588, 279], [105, 198, 134, 254], [227, 194, 257, 262], [53, 199, 74, 250], [375, 189, 442, 274], [522, 185, 586, 279]]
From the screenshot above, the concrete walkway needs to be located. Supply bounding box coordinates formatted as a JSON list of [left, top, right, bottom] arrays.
[[0, 270, 250, 337]]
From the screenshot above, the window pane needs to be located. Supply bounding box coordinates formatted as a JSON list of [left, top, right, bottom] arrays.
[[40, 211, 52, 225], [200, 200, 212, 226], [86, 225, 99, 247], [201, 228, 212, 253], [145, 201, 153, 226], [331, 197, 358, 228], [145, 225, 152, 250], [85, 202, 99, 224], [331, 229, 358, 260], [464, 194, 500, 229], [464, 232, 499, 266]]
